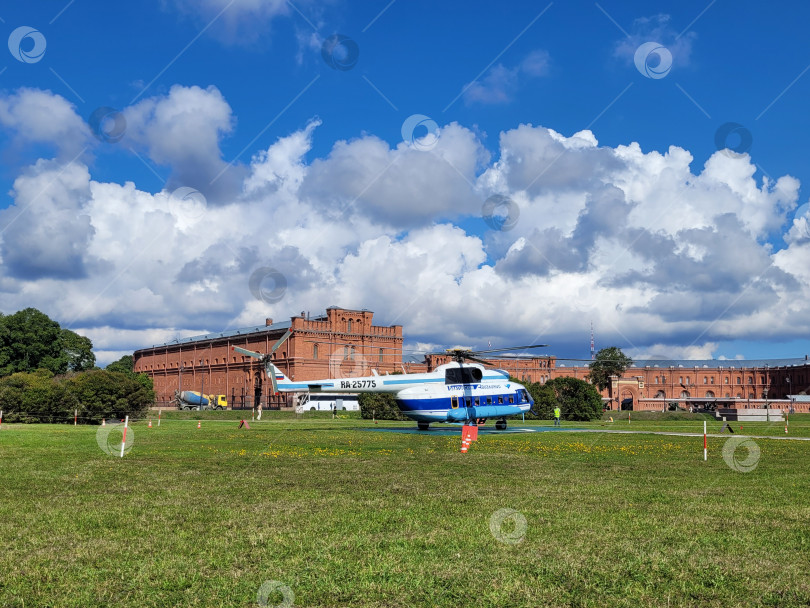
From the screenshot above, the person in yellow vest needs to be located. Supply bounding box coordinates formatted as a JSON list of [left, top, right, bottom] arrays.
[[554, 406, 561, 427]]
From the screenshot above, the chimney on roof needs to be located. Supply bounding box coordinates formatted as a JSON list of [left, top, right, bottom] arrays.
[[301, 311, 305, 317], [265, 318, 273, 326]]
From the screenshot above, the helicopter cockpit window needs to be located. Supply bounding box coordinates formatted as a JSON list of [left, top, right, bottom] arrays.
[[450, 396, 459, 409], [445, 367, 484, 384]]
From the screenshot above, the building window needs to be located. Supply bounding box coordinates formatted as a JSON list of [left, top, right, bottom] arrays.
[[736, 377, 741, 384], [724, 377, 728, 384], [760, 376, 765, 384], [344, 346, 348, 358], [655, 390, 665, 398], [347, 319, 352, 332], [679, 376, 683, 384], [706, 391, 715, 398], [379, 348, 384, 363], [749, 392, 755, 399], [661, 376, 666, 383], [655, 376, 659, 384], [313, 344, 318, 359], [350, 346, 356, 360], [680, 390, 690, 398], [710, 377, 715, 384], [703, 376, 708, 384], [685, 377, 690, 385], [748, 376, 753, 384]]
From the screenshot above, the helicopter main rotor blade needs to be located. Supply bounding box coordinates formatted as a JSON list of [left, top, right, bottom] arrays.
[[470, 344, 549, 355], [232, 345, 266, 360], [464, 354, 494, 366], [268, 329, 292, 356]]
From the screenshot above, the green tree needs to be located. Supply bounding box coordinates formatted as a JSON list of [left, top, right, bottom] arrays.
[[587, 346, 633, 408], [60, 329, 95, 371], [358, 391, 408, 420], [545, 376, 603, 421], [105, 354, 153, 393], [105, 354, 134, 375], [63, 370, 153, 423], [0, 308, 67, 376], [523, 380, 557, 419]]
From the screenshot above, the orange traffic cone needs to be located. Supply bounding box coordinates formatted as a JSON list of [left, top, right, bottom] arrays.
[[148, 419, 152, 428], [197, 420, 201, 429]]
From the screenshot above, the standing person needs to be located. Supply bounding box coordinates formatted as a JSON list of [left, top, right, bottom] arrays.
[[554, 406, 561, 427]]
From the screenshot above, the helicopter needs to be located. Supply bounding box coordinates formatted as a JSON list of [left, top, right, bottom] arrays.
[[232, 332, 547, 430]]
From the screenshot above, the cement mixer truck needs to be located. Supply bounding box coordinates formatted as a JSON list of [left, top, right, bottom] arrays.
[[174, 390, 227, 410]]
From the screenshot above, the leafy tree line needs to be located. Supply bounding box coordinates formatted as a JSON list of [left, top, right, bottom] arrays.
[[0, 369, 153, 423], [0, 308, 154, 422]]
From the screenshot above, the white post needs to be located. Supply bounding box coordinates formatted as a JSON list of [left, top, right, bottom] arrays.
[[158, 408, 162, 427], [0, 409, 3, 430], [74, 409, 78, 426], [703, 420, 708, 460], [120, 415, 129, 458]]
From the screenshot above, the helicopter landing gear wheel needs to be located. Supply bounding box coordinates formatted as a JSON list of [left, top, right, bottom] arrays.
[[417, 421, 430, 431], [495, 419, 507, 431]]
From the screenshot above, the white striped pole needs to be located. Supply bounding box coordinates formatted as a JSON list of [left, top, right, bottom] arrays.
[[703, 420, 708, 460], [158, 408, 162, 427], [120, 415, 129, 458], [0, 409, 3, 430], [74, 409, 77, 426]]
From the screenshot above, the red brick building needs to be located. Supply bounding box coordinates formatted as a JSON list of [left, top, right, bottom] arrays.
[[134, 307, 402, 408], [135, 306, 810, 412]]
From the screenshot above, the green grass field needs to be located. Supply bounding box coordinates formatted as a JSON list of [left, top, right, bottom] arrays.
[[1, 413, 809, 607]]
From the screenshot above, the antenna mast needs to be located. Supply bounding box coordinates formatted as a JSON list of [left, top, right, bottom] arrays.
[[590, 321, 595, 360]]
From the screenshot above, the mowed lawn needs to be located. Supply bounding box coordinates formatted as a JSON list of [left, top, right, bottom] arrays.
[[1, 413, 809, 607]]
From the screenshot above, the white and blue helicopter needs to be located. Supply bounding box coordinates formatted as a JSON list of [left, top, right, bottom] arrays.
[[233, 333, 545, 431]]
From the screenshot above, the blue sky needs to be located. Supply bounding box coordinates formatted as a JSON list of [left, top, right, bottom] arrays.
[[1, 0, 810, 365]]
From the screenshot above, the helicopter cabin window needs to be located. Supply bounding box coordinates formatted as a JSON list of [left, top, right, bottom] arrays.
[[465, 397, 472, 407], [474, 397, 480, 406], [498, 396, 504, 404], [508, 396, 514, 404], [450, 396, 459, 409], [486, 396, 492, 405], [444, 367, 483, 384]]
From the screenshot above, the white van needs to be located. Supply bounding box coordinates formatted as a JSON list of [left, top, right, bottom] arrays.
[[296, 393, 360, 413]]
